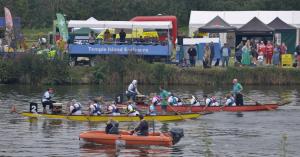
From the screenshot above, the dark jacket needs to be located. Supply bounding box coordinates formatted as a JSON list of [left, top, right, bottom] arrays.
[[187, 47, 197, 57], [220, 47, 231, 57], [210, 44, 215, 58], [134, 120, 149, 136]]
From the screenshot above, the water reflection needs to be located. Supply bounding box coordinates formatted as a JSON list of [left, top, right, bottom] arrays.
[[80, 143, 173, 157]]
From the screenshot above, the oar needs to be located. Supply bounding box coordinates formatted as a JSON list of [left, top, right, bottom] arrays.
[[243, 94, 274, 111], [167, 104, 185, 120]]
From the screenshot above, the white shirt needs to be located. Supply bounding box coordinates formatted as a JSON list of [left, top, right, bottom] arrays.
[[258, 55, 264, 62], [128, 83, 137, 93], [205, 98, 212, 106], [225, 98, 236, 106], [90, 103, 101, 115], [42, 91, 51, 102], [127, 104, 134, 112], [70, 103, 82, 115], [152, 96, 159, 104]]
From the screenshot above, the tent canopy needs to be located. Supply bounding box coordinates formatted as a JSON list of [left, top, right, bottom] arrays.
[[73, 27, 95, 35], [68, 21, 173, 29], [237, 17, 274, 34], [268, 17, 297, 30], [198, 16, 236, 32]]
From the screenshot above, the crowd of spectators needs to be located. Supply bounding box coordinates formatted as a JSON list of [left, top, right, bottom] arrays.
[[186, 39, 300, 68], [235, 39, 288, 67]]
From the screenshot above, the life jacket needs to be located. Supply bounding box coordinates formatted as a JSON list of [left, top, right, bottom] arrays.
[[227, 97, 235, 106], [92, 103, 101, 114], [108, 104, 118, 113], [128, 83, 136, 93], [152, 96, 160, 106], [71, 103, 81, 113], [42, 91, 51, 102], [206, 98, 213, 106], [149, 104, 156, 114], [127, 104, 136, 113]]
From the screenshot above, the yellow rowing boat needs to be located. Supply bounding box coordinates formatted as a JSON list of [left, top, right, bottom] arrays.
[[21, 112, 201, 122]]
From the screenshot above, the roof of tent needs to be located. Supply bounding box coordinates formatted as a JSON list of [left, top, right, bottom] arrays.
[[86, 17, 98, 21], [198, 16, 236, 32], [68, 20, 173, 29], [189, 11, 300, 28], [268, 17, 297, 30], [237, 17, 274, 34]]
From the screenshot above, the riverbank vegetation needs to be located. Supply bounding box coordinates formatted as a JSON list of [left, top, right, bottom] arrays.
[[1, 55, 300, 86]]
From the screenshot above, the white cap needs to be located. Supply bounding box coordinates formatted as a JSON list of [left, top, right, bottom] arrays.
[[132, 80, 137, 85]]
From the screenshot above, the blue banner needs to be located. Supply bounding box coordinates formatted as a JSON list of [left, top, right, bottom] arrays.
[[69, 44, 170, 56]]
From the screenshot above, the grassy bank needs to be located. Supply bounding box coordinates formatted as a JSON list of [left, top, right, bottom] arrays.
[[1, 55, 300, 85]]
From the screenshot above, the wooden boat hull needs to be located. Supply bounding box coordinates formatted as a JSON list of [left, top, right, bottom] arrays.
[[21, 112, 200, 122], [150, 104, 279, 113], [80, 131, 173, 147]]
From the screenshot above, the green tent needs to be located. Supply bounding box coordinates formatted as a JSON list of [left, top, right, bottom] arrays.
[[268, 17, 297, 53]]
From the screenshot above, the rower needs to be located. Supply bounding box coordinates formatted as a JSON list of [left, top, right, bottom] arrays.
[[148, 103, 156, 116], [203, 95, 219, 106], [127, 101, 140, 116], [107, 103, 120, 116], [168, 94, 177, 106], [105, 119, 119, 134], [68, 99, 82, 115], [151, 95, 161, 106], [225, 94, 236, 106], [203, 95, 212, 107], [126, 80, 141, 101], [89, 99, 102, 116], [210, 96, 219, 106], [131, 114, 149, 136], [41, 88, 55, 114], [190, 95, 200, 106]]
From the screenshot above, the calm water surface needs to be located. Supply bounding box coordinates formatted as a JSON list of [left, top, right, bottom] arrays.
[[0, 85, 299, 157]]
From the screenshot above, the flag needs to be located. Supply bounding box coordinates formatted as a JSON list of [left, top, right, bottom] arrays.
[[56, 13, 68, 42], [4, 7, 13, 31], [4, 7, 14, 47]]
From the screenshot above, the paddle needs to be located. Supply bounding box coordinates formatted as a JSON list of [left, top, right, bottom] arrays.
[[167, 104, 185, 120], [242, 94, 274, 111]]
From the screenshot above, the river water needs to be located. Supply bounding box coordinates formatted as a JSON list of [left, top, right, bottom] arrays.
[[0, 84, 299, 157]]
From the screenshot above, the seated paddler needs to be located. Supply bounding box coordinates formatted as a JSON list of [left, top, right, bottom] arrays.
[[131, 114, 149, 136]]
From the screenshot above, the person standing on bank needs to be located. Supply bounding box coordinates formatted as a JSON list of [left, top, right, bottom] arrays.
[[220, 43, 231, 67], [232, 79, 244, 106], [126, 80, 141, 101], [187, 45, 197, 67], [119, 29, 126, 43], [209, 41, 215, 66], [41, 88, 55, 114]]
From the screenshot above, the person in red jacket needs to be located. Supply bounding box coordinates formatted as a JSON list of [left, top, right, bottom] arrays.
[[258, 41, 266, 56], [266, 41, 274, 64]]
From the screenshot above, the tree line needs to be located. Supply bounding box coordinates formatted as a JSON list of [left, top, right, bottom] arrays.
[[0, 0, 300, 28]]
